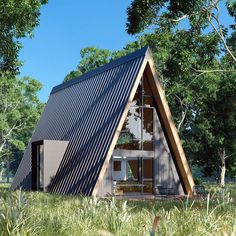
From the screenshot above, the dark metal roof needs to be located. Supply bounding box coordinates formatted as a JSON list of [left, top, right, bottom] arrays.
[[51, 46, 148, 94], [12, 47, 148, 195]]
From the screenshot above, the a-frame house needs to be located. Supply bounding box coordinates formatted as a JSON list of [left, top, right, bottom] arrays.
[[12, 47, 195, 196]]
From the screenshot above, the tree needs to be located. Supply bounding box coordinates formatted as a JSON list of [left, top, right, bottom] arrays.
[[181, 25, 236, 185], [125, 0, 236, 184], [0, 75, 43, 173], [0, 0, 47, 180], [184, 72, 236, 184], [64, 47, 111, 82], [126, 0, 236, 61], [0, 0, 48, 75]]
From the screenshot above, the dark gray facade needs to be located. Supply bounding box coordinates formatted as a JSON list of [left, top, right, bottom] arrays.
[[12, 48, 146, 195], [153, 114, 184, 195], [43, 140, 69, 191]]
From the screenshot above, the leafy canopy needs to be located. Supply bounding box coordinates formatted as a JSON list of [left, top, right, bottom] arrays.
[[126, 0, 235, 34], [0, 75, 44, 163], [64, 47, 111, 82], [0, 0, 48, 75]]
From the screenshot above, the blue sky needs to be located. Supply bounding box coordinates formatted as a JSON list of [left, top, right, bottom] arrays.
[[19, 0, 134, 102], [19, 1, 234, 103]]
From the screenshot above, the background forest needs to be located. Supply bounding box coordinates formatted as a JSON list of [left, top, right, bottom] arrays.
[[0, 0, 236, 186]]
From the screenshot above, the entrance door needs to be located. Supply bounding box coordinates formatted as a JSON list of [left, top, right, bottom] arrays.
[[112, 155, 154, 195], [32, 141, 44, 191]]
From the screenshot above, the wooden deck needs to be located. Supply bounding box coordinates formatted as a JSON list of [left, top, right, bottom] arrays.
[[115, 193, 186, 201]]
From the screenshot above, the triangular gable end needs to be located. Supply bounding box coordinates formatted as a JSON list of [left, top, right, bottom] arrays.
[[93, 48, 195, 196], [12, 47, 148, 195], [12, 46, 194, 196]]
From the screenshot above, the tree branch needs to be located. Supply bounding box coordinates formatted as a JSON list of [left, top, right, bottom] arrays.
[[178, 106, 188, 133], [207, 7, 236, 63], [171, 15, 188, 22], [203, 0, 220, 12], [0, 152, 10, 160], [193, 69, 236, 73], [174, 95, 189, 133], [225, 152, 236, 159], [1, 121, 25, 145]]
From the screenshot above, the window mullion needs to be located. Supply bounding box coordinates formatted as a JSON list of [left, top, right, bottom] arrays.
[[141, 76, 143, 150]]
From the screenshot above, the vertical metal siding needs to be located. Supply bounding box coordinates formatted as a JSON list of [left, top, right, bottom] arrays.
[[12, 50, 145, 195]]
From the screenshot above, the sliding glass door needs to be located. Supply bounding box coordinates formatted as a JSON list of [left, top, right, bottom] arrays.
[[112, 155, 153, 195]]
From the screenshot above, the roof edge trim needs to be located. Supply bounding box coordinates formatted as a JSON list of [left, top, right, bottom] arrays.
[[51, 46, 149, 95]]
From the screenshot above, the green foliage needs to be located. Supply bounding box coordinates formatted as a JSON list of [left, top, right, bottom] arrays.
[[0, 0, 46, 172], [103, 198, 131, 234], [64, 70, 82, 83], [64, 47, 111, 82], [193, 178, 203, 185], [227, 0, 236, 20], [0, 189, 38, 235], [183, 29, 236, 178], [126, 0, 224, 35], [0, 185, 236, 235], [0, 75, 43, 164], [0, 0, 47, 74]]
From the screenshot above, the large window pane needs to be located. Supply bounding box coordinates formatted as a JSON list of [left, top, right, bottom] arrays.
[[132, 92, 141, 106], [127, 160, 139, 180], [143, 108, 153, 141], [116, 76, 156, 152], [121, 107, 141, 139], [143, 76, 153, 97], [143, 95, 154, 107], [114, 158, 141, 194]]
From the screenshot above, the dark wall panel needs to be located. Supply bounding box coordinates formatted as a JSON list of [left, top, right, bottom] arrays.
[[154, 112, 184, 195]]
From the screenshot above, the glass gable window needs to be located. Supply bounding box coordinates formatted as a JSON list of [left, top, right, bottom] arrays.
[[121, 107, 142, 140], [116, 75, 155, 151]]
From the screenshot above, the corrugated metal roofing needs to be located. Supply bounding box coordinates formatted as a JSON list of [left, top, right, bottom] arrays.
[[11, 47, 147, 195]]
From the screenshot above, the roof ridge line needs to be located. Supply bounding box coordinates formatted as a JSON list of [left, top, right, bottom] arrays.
[[51, 46, 149, 95]]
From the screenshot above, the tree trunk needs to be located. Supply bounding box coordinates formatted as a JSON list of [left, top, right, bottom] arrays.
[[175, 95, 188, 136], [0, 165, 3, 181], [219, 148, 226, 187], [0, 142, 5, 156], [177, 107, 188, 134], [6, 161, 10, 183]]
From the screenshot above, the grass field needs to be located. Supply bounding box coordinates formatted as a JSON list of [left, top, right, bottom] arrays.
[[0, 183, 235, 236]]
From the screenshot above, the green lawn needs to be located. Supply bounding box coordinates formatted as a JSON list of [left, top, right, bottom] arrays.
[[0, 184, 235, 236]]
